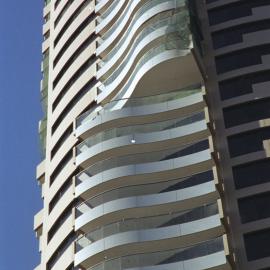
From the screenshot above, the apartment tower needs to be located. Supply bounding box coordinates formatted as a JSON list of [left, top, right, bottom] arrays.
[[33, 0, 270, 270]]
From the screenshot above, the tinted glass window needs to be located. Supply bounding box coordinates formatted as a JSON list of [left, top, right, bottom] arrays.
[[208, 0, 270, 25], [47, 231, 76, 269], [216, 44, 270, 74], [223, 98, 270, 128], [244, 228, 270, 261], [239, 192, 270, 223], [228, 127, 270, 157], [233, 159, 270, 189], [219, 70, 270, 100], [212, 19, 270, 49]]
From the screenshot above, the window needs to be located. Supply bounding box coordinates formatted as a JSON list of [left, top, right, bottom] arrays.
[[233, 159, 270, 189], [212, 19, 270, 49], [51, 125, 73, 159], [208, 0, 270, 25], [47, 231, 76, 270], [223, 98, 270, 128], [49, 177, 73, 213], [228, 127, 270, 157], [48, 202, 73, 243], [215, 44, 270, 74], [51, 77, 96, 135], [53, 14, 95, 67], [219, 70, 270, 100], [54, 0, 92, 47], [54, 0, 61, 9], [239, 192, 270, 223], [50, 150, 73, 186], [52, 35, 95, 92], [54, 0, 74, 28], [244, 228, 270, 261]]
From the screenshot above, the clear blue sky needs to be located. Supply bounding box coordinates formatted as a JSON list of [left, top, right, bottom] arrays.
[[0, 1, 43, 269]]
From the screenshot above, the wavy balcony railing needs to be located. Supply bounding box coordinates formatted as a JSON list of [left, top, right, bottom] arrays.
[[97, 10, 177, 73], [76, 203, 218, 252], [97, 0, 186, 48], [76, 85, 201, 130], [76, 169, 213, 215], [75, 180, 217, 237], [97, 35, 192, 103], [76, 139, 209, 185], [82, 237, 226, 270], [96, 0, 120, 23], [97, 0, 134, 46], [97, 10, 187, 75], [76, 110, 204, 156], [100, 12, 188, 86]]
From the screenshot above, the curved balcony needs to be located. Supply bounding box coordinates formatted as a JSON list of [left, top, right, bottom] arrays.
[[76, 138, 212, 191], [76, 112, 207, 168], [97, 0, 123, 24], [97, 34, 192, 104], [75, 236, 230, 270], [76, 148, 213, 200], [95, 0, 116, 15], [97, 0, 186, 57], [76, 203, 218, 250], [100, 12, 188, 89], [77, 170, 213, 212], [76, 86, 203, 139], [76, 178, 217, 232], [97, 11, 186, 79], [98, 0, 135, 42], [96, 0, 127, 34], [77, 111, 205, 155], [73, 1, 226, 269], [97, 11, 175, 73], [76, 213, 223, 266]]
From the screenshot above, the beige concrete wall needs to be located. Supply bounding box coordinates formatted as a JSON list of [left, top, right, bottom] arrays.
[[34, 0, 97, 269]]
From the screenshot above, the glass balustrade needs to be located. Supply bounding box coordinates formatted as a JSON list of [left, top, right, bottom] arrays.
[[76, 203, 218, 252], [76, 85, 201, 129], [103, 34, 191, 101], [85, 237, 224, 270], [97, 0, 186, 46], [97, 0, 121, 24], [76, 139, 209, 184], [76, 111, 204, 155], [98, 10, 188, 70], [76, 169, 213, 216], [100, 12, 188, 87]]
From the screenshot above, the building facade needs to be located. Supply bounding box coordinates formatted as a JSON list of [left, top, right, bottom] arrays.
[[197, 1, 270, 269], [33, 0, 270, 270]]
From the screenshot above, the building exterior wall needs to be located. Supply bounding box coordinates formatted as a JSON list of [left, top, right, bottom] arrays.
[[197, 0, 270, 269], [35, 0, 97, 269], [33, 1, 240, 270]]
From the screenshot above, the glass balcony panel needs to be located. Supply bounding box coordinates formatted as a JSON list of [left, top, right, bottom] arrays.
[[76, 202, 218, 252], [97, 0, 120, 23], [76, 86, 201, 128], [104, 34, 191, 102], [100, 11, 189, 87], [76, 139, 209, 184], [77, 170, 212, 215], [76, 111, 205, 155], [85, 237, 224, 270], [98, 0, 186, 46]]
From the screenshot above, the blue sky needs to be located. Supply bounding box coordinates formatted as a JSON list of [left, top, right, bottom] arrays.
[[0, 1, 43, 269]]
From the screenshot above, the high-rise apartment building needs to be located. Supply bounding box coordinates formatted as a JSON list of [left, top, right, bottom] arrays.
[[33, 0, 270, 270]]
